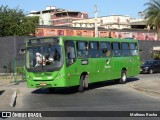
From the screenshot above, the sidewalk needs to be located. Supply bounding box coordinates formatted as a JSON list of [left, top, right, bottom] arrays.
[[128, 79, 160, 97], [0, 78, 27, 110]]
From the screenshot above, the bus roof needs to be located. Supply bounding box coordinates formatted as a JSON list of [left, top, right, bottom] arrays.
[[60, 36, 138, 42], [29, 36, 138, 43]]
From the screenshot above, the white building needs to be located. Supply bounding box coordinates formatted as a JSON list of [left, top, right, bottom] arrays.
[[27, 6, 70, 26], [27, 6, 88, 26], [72, 15, 131, 29], [27, 6, 58, 25]]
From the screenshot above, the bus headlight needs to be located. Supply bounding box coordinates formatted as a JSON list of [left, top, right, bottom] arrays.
[[47, 76, 53, 79], [27, 75, 32, 79]]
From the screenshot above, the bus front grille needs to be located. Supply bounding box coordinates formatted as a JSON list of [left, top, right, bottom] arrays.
[[33, 80, 53, 82]]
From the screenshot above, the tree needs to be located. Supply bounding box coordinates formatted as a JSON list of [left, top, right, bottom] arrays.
[[144, 0, 160, 39], [0, 5, 39, 37]]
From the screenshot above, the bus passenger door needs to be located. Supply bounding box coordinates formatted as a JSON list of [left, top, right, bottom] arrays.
[[100, 42, 111, 81], [64, 40, 78, 86], [130, 43, 140, 76], [109, 42, 121, 79]]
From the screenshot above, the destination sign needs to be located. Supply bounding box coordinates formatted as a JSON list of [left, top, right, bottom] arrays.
[[28, 37, 59, 46]]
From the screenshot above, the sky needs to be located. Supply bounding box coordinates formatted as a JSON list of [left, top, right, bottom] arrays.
[[0, 0, 149, 18]]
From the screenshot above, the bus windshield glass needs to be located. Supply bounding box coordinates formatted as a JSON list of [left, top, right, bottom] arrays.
[[26, 45, 63, 72]]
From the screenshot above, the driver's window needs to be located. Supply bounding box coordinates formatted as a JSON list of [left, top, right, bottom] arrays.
[[65, 41, 76, 66]]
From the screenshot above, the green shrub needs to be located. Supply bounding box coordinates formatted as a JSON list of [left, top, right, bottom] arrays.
[[152, 53, 160, 60], [16, 67, 25, 75]]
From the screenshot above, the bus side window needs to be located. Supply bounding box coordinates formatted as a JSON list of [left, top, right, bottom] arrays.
[[112, 42, 121, 57], [65, 41, 76, 66], [130, 43, 138, 56], [77, 41, 88, 58], [121, 42, 130, 56], [89, 42, 101, 58], [100, 42, 111, 58]]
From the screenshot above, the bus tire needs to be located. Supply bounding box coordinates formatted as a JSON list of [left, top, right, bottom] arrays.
[[149, 69, 153, 74], [78, 75, 88, 92], [119, 70, 127, 84]]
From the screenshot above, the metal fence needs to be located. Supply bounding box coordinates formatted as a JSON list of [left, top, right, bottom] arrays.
[[0, 36, 26, 84], [0, 57, 25, 84]]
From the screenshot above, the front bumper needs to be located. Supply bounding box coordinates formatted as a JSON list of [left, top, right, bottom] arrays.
[[26, 77, 66, 88], [140, 68, 148, 74]]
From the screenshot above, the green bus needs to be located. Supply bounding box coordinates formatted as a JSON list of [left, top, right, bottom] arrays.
[[25, 36, 140, 92]]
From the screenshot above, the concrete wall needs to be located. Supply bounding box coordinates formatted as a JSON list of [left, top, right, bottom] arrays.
[[139, 40, 160, 62], [0, 36, 26, 73]]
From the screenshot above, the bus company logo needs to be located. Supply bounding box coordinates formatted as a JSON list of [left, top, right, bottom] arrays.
[[2, 112, 11, 118], [106, 60, 110, 64], [105, 65, 111, 69]]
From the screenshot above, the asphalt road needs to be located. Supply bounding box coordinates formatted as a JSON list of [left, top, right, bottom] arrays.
[[12, 73, 160, 120], [136, 73, 160, 81], [24, 86, 160, 110]]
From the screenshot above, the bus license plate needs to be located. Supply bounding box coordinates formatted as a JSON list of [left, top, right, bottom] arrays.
[[40, 83, 46, 86]]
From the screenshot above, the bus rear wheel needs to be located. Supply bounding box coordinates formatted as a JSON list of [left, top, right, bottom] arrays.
[[78, 75, 88, 92], [119, 70, 127, 84]]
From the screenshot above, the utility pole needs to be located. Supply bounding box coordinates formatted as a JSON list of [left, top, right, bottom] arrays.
[[65, 11, 70, 27], [94, 5, 98, 37]]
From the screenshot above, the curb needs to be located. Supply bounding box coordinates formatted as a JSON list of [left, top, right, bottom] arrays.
[[0, 89, 14, 110], [129, 85, 160, 96], [0, 88, 18, 108], [10, 89, 17, 107]]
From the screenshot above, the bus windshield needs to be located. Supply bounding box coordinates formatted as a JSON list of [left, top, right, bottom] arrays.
[[26, 45, 63, 72]]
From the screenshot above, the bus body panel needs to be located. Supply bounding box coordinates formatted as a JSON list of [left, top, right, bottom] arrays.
[[26, 36, 140, 89]]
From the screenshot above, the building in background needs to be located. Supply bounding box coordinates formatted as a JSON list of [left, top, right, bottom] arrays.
[[130, 18, 149, 29], [50, 10, 88, 27], [27, 6, 157, 40], [72, 15, 131, 29], [27, 7, 150, 30], [27, 6, 88, 26], [72, 15, 154, 30], [27, 6, 57, 25], [35, 25, 157, 40]]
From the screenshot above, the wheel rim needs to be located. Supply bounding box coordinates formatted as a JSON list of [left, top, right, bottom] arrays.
[[78, 75, 88, 92], [150, 69, 153, 74], [122, 73, 126, 82], [78, 76, 85, 92]]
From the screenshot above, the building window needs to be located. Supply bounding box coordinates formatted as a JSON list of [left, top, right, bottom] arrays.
[[101, 20, 103, 24]]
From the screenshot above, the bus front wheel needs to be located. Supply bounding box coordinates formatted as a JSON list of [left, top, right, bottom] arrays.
[[119, 70, 127, 84], [78, 75, 88, 92]]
